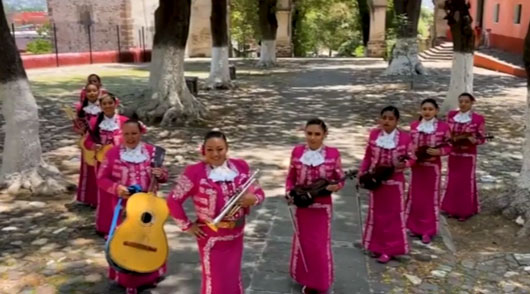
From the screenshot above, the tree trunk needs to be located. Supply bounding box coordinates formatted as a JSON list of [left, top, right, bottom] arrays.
[[358, 0, 370, 47], [0, 0, 69, 195], [257, 0, 278, 68], [440, 0, 475, 115], [208, 0, 232, 89], [136, 0, 205, 126], [384, 0, 425, 75], [497, 20, 530, 237]]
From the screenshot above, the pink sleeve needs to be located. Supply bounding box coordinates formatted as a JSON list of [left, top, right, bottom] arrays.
[[359, 138, 372, 175], [83, 133, 96, 149], [96, 153, 120, 195], [440, 126, 452, 156], [167, 167, 195, 231], [285, 148, 297, 194], [476, 117, 487, 145], [404, 138, 416, 168], [333, 151, 345, 189]]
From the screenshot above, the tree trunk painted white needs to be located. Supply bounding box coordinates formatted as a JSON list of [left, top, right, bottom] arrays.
[[519, 87, 530, 189], [208, 46, 232, 89], [138, 45, 205, 126], [0, 79, 68, 195], [257, 40, 276, 68], [440, 52, 474, 116], [384, 37, 426, 76]]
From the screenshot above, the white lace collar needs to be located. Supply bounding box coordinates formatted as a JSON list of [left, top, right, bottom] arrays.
[[418, 118, 437, 134], [375, 129, 398, 149], [83, 102, 101, 115], [454, 110, 472, 123], [208, 160, 238, 182], [99, 114, 119, 131], [300, 146, 325, 167], [120, 143, 149, 163]]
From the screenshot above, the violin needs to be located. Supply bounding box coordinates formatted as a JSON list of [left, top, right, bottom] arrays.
[[290, 169, 358, 208]]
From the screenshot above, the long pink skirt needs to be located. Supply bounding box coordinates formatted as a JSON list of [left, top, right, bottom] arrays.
[[108, 264, 167, 289], [362, 174, 408, 256], [405, 161, 441, 237], [96, 186, 115, 235], [290, 198, 333, 292], [441, 153, 479, 218], [197, 225, 245, 294], [75, 153, 98, 207]]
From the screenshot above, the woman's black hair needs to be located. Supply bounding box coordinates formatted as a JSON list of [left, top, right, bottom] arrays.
[[459, 92, 476, 102], [77, 83, 99, 118], [93, 93, 118, 143], [123, 119, 143, 131], [418, 98, 439, 121], [203, 130, 228, 145], [380, 105, 400, 120], [87, 73, 102, 84], [305, 118, 328, 133]]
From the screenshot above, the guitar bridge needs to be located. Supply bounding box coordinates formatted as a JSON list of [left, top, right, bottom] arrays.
[[123, 241, 157, 252]]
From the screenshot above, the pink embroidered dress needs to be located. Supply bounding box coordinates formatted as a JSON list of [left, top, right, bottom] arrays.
[[85, 114, 129, 234], [441, 110, 486, 219], [285, 144, 345, 292], [167, 158, 265, 294], [406, 119, 451, 237], [359, 128, 415, 257], [97, 142, 169, 290], [73, 102, 101, 207]]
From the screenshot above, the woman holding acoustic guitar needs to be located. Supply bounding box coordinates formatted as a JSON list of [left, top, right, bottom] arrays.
[[358, 106, 414, 264], [441, 93, 487, 221], [72, 82, 101, 207], [285, 118, 345, 294], [84, 93, 129, 236], [405, 99, 451, 244], [167, 130, 265, 294], [97, 119, 168, 294]]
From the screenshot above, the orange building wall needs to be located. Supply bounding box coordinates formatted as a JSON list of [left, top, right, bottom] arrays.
[[469, 0, 529, 54]]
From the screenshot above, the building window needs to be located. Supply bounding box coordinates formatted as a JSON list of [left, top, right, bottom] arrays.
[[494, 3, 500, 23], [514, 4, 522, 24]]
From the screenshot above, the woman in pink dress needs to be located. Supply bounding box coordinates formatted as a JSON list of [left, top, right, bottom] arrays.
[[359, 106, 414, 263], [285, 118, 345, 294], [79, 74, 106, 103], [84, 93, 130, 235], [405, 99, 451, 244], [441, 93, 486, 221], [167, 130, 265, 294], [72, 83, 101, 207], [97, 120, 168, 294]]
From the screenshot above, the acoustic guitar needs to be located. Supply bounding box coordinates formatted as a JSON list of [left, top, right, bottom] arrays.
[[106, 146, 169, 274], [62, 106, 112, 166]]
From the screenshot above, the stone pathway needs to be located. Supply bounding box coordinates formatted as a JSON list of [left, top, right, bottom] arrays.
[[0, 58, 529, 294]]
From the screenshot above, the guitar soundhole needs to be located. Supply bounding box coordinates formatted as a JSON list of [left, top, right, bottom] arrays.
[[141, 212, 153, 224]]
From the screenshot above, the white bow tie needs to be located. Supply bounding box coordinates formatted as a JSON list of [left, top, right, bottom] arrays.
[[99, 115, 119, 131], [83, 103, 101, 115], [417, 118, 436, 134], [120, 144, 149, 163], [208, 162, 238, 182], [300, 148, 325, 167], [454, 111, 472, 123], [375, 129, 397, 149]]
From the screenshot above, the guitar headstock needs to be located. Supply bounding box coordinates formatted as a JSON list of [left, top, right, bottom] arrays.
[[344, 169, 359, 179]]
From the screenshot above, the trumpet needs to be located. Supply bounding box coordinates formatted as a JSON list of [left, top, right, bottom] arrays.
[[206, 169, 260, 232]]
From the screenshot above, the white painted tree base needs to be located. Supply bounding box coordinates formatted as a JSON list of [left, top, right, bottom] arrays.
[[384, 38, 426, 76], [0, 79, 69, 195], [138, 45, 206, 126], [208, 46, 233, 89], [256, 40, 276, 68], [440, 52, 474, 115]]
